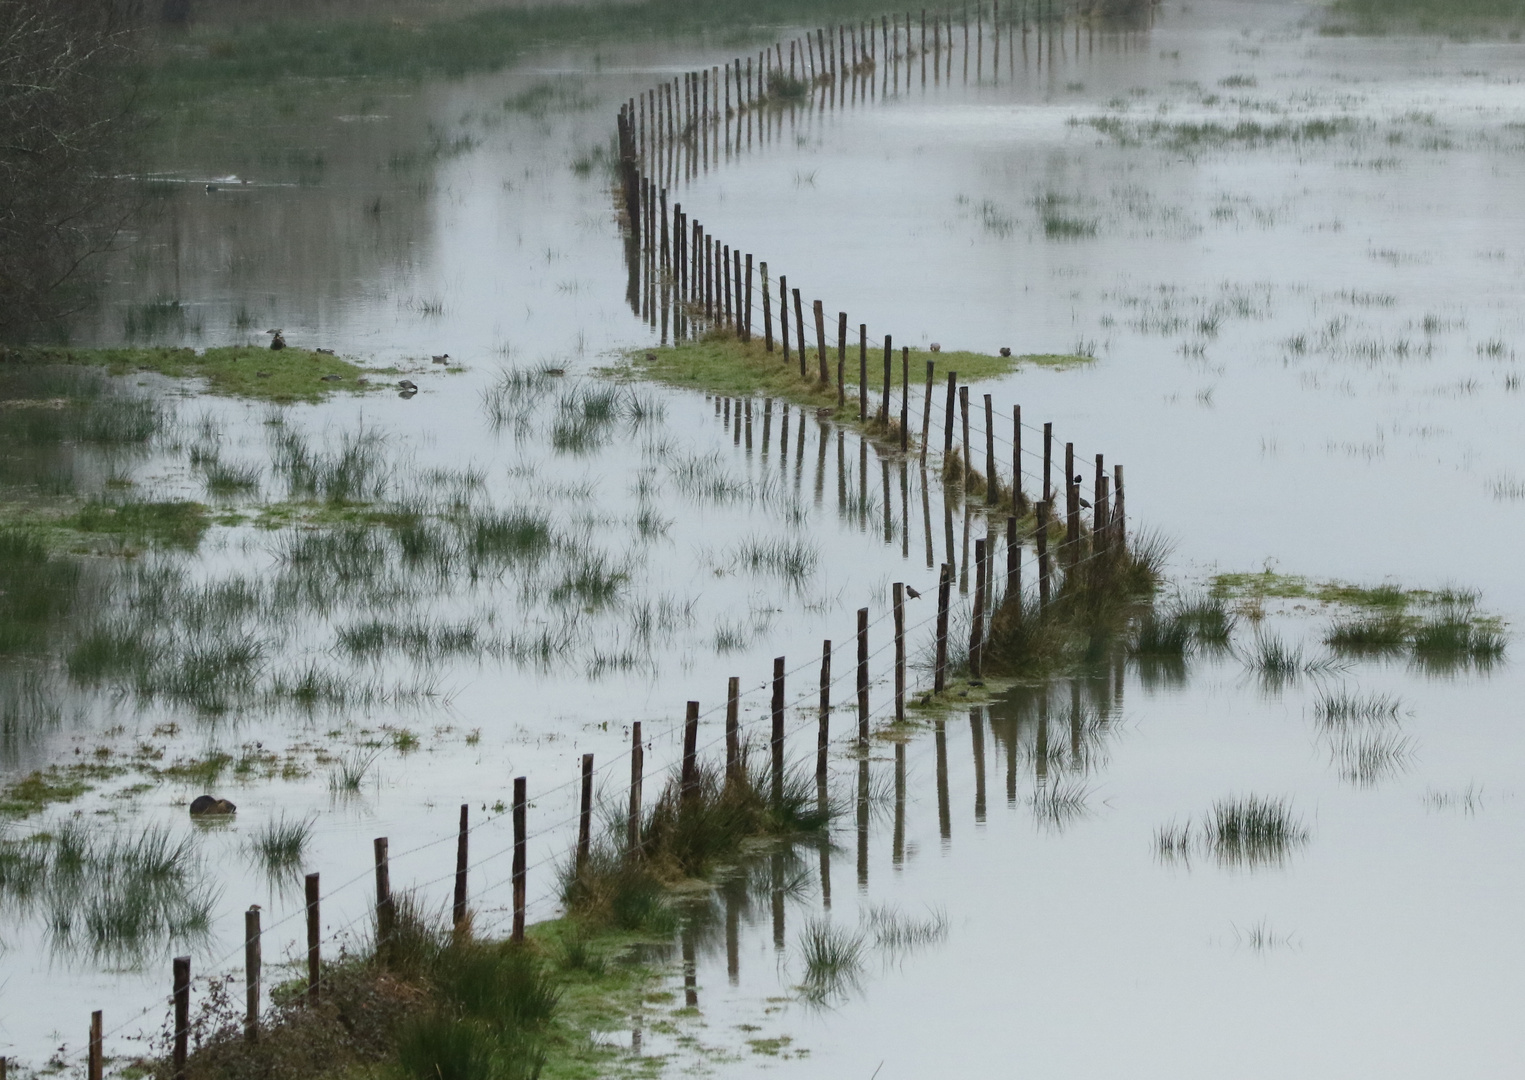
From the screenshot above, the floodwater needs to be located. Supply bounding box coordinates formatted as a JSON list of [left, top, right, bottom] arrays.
[[6, 0, 1525, 1074]]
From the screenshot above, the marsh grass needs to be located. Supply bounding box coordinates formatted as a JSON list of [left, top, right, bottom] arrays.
[[1327, 729, 1414, 787], [862, 904, 950, 954], [796, 918, 866, 1003], [1313, 688, 1403, 727], [248, 813, 316, 877], [0, 530, 79, 655], [272, 425, 391, 504], [729, 536, 819, 587], [328, 748, 380, 794], [0, 822, 216, 964], [1027, 778, 1093, 831], [1203, 795, 1309, 869], [69, 498, 210, 549], [1243, 632, 1342, 688]]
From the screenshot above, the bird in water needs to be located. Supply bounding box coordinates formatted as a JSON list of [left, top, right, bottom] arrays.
[[431, 353, 450, 365], [397, 379, 418, 396], [266, 329, 286, 351]]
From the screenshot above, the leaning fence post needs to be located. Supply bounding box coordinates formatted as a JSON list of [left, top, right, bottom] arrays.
[[793, 289, 807, 377], [893, 583, 906, 723], [771, 657, 786, 804], [959, 386, 971, 489], [245, 906, 261, 1042], [453, 804, 469, 928], [88, 1010, 102, 1080], [682, 701, 700, 801], [901, 345, 910, 453], [725, 676, 741, 781], [512, 777, 527, 943], [934, 562, 951, 691], [921, 360, 935, 465], [817, 640, 831, 778], [305, 872, 320, 1004], [172, 956, 190, 1080], [577, 753, 595, 871], [761, 262, 773, 350], [856, 607, 870, 745]]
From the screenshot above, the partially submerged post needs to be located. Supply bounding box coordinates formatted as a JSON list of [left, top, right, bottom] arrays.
[[89, 1011, 102, 1080], [857, 607, 870, 745], [172, 956, 190, 1080], [818, 640, 831, 778], [934, 562, 951, 691], [771, 657, 786, 804], [893, 583, 906, 723], [970, 538, 986, 681], [984, 393, 997, 505]]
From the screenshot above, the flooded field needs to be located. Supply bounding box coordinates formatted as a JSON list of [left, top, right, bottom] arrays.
[[5, 0, 1525, 1075]]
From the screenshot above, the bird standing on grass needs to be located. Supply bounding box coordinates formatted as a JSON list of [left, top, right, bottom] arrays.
[[266, 329, 286, 351]]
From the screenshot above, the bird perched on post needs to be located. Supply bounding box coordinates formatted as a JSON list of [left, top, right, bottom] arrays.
[[266, 329, 286, 351]]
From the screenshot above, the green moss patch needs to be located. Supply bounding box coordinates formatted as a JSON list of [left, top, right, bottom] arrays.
[[67, 499, 210, 549], [14, 346, 376, 403], [1325, 0, 1525, 35]]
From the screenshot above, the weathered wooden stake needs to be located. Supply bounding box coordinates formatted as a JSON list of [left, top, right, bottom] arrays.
[[374, 837, 393, 956], [245, 906, 261, 1041], [1006, 515, 1020, 601], [89, 1010, 102, 1080], [857, 321, 867, 420], [305, 872, 320, 1003], [1036, 501, 1052, 608], [893, 583, 906, 723], [970, 538, 986, 680], [779, 274, 790, 365], [839, 313, 850, 407], [814, 300, 829, 385], [682, 701, 700, 800], [725, 675, 741, 780], [901, 345, 910, 453], [934, 562, 951, 691], [793, 289, 807, 377], [1113, 464, 1126, 548], [882, 335, 892, 426], [771, 657, 786, 804], [943, 371, 957, 455], [453, 804, 469, 927], [1065, 442, 1079, 562], [628, 722, 644, 853], [1042, 421, 1053, 503], [920, 360, 935, 465], [743, 254, 754, 342], [512, 777, 527, 943], [1013, 405, 1024, 509], [172, 956, 190, 1080], [959, 385, 971, 488], [856, 607, 870, 744], [761, 262, 773, 350], [577, 753, 595, 870], [984, 393, 997, 505], [818, 640, 831, 778]]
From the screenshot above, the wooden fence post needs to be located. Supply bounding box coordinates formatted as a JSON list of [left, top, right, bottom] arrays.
[[743, 253, 753, 341], [512, 777, 527, 943], [682, 701, 700, 801], [921, 360, 935, 465], [1114, 464, 1126, 549], [577, 753, 595, 870], [882, 336, 892, 426], [1042, 421, 1053, 503], [172, 956, 190, 1080], [453, 805, 469, 928], [771, 657, 786, 804], [1006, 515, 1020, 601], [88, 1010, 102, 1080], [300, 873, 319, 1006], [374, 837, 394, 960], [857, 320, 867, 420], [959, 385, 971, 489], [245, 906, 261, 1041], [725, 676, 741, 780], [984, 393, 997, 505], [780, 273, 790, 366], [761, 262, 773, 350], [815, 301, 830, 386], [942, 372, 957, 456], [856, 607, 870, 744], [628, 721, 644, 853], [901, 345, 910, 453], [793, 289, 807, 377], [1012, 405, 1023, 509], [934, 562, 951, 691], [893, 583, 906, 723], [970, 538, 986, 680], [818, 640, 831, 778], [1036, 501, 1052, 608]]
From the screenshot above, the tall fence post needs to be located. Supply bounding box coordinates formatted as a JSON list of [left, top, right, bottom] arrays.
[[682, 701, 700, 801], [856, 607, 870, 745], [901, 345, 910, 454], [970, 538, 986, 681], [771, 656, 786, 804], [893, 583, 906, 723], [725, 676, 741, 780], [453, 804, 469, 928], [761, 261, 773, 350], [1042, 421, 1053, 503], [793, 289, 806, 377], [245, 906, 261, 1042], [857, 320, 867, 420], [172, 956, 190, 1080], [934, 562, 951, 691], [512, 777, 527, 943], [577, 753, 595, 871], [942, 372, 957, 456], [1012, 405, 1023, 509], [815, 301, 830, 386], [743, 253, 753, 341], [88, 1010, 102, 1080], [628, 721, 644, 853], [374, 837, 393, 959], [1006, 515, 1020, 602], [817, 640, 831, 778], [1036, 501, 1052, 608], [921, 360, 935, 465], [780, 274, 791, 366], [984, 393, 997, 505], [305, 873, 320, 1004]]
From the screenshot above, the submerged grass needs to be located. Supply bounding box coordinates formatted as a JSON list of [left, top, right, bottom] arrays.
[[10, 347, 375, 403], [1325, 0, 1525, 35]]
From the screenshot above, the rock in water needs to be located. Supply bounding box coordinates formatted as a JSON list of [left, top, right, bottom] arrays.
[[189, 794, 237, 816]]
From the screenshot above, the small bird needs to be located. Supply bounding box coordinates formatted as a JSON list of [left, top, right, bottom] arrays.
[[320, 374, 342, 382], [905, 585, 922, 600], [544, 367, 566, 376], [929, 343, 942, 353], [266, 329, 286, 351], [431, 353, 450, 365], [397, 379, 418, 392], [1078, 496, 1092, 509], [999, 347, 1012, 358], [314, 347, 335, 356]]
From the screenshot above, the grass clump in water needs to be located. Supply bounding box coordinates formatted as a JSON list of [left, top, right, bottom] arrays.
[[1203, 795, 1309, 869], [68, 498, 210, 550], [22, 346, 377, 403], [1325, 0, 1525, 36], [795, 918, 867, 1004], [0, 530, 79, 655], [247, 813, 315, 877]]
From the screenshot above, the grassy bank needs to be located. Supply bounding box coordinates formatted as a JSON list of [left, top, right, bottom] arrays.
[[608, 330, 1088, 449], [1325, 0, 1525, 36], [4, 346, 382, 403]]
